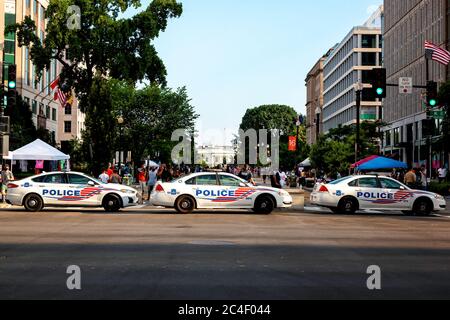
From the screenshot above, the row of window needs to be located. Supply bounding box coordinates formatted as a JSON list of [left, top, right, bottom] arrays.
[[23, 97, 73, 133]]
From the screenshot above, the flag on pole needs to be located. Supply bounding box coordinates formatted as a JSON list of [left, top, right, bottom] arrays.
[[288, 136, 297, 152], [50, 77, 67, 107], [425, 41, 450, 65]]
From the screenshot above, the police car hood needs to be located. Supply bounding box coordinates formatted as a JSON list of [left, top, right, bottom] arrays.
[[254, 186, 287, 193]]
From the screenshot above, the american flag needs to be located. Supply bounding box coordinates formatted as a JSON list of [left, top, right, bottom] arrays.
[[50, 77, 67, 107], [425, 41, 450, 65]]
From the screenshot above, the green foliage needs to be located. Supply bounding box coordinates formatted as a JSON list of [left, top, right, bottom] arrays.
[[437, 81, 450, 154], [239, 104, 307, 169], [7, 0, 183, 171], [428, 182, 450, 196], [4, 94, 37, 150], [310, 121, 384, 177]]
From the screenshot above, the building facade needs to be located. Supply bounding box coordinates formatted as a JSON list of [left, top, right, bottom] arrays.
[[382, 0, 448, 168], [1, 0, 84, 151], [305, 51, 330, 145], [322, 6, 384, 133], [196, 145, 235, 168]]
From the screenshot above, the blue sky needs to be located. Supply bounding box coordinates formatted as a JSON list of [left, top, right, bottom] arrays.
[[130, 0, 382, 145]]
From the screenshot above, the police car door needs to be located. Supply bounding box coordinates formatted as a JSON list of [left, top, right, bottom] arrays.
[[39, 173, 68, 205], [379, 177, 410, 210], [66, 173, 101, 206], [354, 177, 383, 210], [218, 174, 253, 208], [194, 174, 223, 209]]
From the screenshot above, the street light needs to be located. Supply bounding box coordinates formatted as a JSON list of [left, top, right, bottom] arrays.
[[117, 116, 124, 175]]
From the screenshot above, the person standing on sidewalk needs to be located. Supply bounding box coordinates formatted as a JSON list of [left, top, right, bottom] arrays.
[[404, 168, 417, 189], [1, 165, 14, 203], [109, 170, 122, 184], [137, 164, 148, 203], [147, 167, 158, 201]]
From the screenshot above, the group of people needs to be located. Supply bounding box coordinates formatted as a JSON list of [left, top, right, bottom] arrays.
[[397, 166, 448, 189], [0, 165, 15, 204]]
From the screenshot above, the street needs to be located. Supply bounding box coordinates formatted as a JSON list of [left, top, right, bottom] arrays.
[[0, 206, 449, 300]]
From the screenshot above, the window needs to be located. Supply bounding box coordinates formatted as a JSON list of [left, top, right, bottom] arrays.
[[219, 175, 241, 187], [68, 174, 94, 185], [26, 0, 31, 9], [33, 174, 66, 184], [362, 35, 376, 48], [195, 175, 218, 186], [65, 105, 72, 115], [185, 178, 196, 185], [379, 178, 403, 190], [385, 130, 391, 147], [45, 105, 50, 118], [31, 100, 37, 114], [361, 52, 377, 66], [64, 121, 72, 133], [357, 178, 380, 188], [52, 108, 57, 121]]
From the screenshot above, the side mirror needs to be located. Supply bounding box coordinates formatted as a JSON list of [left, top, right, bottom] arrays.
[[239, 183, 247, 187], [88, 181, 96, 186], [399, 186, 406, 190]]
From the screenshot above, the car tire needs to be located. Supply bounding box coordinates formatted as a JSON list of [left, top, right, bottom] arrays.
[[413, 198, 432, 216], [254, 196, 275, 215], [175, 196, 196, 214], [103, 194, 122, 212], [23, 194, 44, 212], [337, 197, 357, 214]]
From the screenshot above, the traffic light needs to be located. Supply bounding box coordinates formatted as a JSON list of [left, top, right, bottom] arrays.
[[367, 68, 387, 98], [7, 64, 16, 90], [6, 65, 17, 107], [426, 81, 438, 108]]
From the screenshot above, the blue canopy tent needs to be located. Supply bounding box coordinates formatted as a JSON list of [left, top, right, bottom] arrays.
[[356, 156, 408, 171]]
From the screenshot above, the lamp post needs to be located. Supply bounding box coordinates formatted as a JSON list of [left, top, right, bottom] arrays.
[[354, 82, 364, 163], [117, 116, 124, 176], [315, 107, 321, 143]]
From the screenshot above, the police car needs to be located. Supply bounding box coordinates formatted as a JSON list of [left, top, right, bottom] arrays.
[[310, 175, 446, 215], [6, 171, 139, 212], [150, 172, 293, 214]]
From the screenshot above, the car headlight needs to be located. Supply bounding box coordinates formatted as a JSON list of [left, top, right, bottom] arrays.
[[278, 191, 290, 197], [435, 194, 445, 200], [121, 189, 136, 195]]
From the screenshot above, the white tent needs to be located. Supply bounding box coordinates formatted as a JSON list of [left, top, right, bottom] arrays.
[[5, 139, 70, 161], [299, 158, 312, 167]]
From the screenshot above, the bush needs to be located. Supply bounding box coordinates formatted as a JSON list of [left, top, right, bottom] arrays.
[[429, 182, 450, 196]]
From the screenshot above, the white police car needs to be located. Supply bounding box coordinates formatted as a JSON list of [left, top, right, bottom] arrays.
[[6, 171, 139, 212], [310, 175, 446, 215], [150, 172, 293, 214]]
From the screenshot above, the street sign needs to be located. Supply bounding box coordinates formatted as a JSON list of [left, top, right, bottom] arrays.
[[288, 136, 297, 152], [432, 110, 445, 120], [399, 77, 413, 94]]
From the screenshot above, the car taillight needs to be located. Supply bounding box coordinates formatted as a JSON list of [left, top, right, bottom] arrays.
[[318, 185, 329, 193], [155, 184, 165, 193], [7, 183, 19, 189]]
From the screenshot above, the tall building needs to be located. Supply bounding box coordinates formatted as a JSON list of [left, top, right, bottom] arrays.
[[322, 6, 384, 133], [0, 0, 84, 151], [382, 0, 448, 168], [305, 50, 332, 145]]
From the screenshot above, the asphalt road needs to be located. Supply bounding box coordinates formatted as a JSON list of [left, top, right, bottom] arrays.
[[0, 206, 449, 300]]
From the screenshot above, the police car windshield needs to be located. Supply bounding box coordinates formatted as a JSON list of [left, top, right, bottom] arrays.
[[328, 177, 353, 185]]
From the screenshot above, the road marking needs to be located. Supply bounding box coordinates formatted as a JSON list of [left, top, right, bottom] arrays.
[[434, 214, 450, 219]]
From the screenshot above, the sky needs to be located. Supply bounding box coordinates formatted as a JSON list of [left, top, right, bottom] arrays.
[[128, 0, 383, 145]]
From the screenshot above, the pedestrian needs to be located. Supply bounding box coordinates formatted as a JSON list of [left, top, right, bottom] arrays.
[[438, 167, 447, 183], [147, 167, 158, 200], [420, 166, 428, 190], [109, 170, 122, 184], [107, 163, 113, 178], [280, 169, 287, 188], [404, 168, 417, 189], [239, 165, 256, 185], [137, 164, 148, 202], [271, 170, 282, 189], [1, 165, 14, 203], [98, 169, 110, 184]]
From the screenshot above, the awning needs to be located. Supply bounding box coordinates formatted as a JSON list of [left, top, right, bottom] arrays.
[[299, 158, 312, 167], [352, 156, 407, 171], [5, 139, 70, 161]]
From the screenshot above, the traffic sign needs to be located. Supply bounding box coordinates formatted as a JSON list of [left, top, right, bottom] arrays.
[[432, 110, 445, 120], [399, 77, 413, 94]]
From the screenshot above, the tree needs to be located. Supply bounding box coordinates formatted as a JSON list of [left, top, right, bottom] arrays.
[[7, 0, 183, 170], [4, 94, 37, 150], [438, 81, 450, 166], [110, 81, 198, 165], [239, 105, 307, 170]]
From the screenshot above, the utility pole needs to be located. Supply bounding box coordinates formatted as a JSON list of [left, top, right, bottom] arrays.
[[354, 82, 363, 163]]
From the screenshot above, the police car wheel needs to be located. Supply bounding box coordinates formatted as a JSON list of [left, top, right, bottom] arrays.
[[254, 196, 275, 215], [24, 194, 44, 212], [175, 196, 195, 214], [413, 198, 432, 216], [338, 197, 357, 214], [103, 195, 121, 212]]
